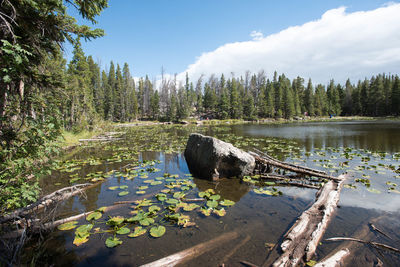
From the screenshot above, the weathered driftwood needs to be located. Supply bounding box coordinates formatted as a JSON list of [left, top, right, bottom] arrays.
[[314, 248, 350, 267], [2, 202, 130, 239], [252, 148, 326, 175], [259, 174, 320, 189], [249, 152, 342, 182], [369, 223, 392, 240], [0, 183, 91, 224], [325, 237, 400, 254], [140, 231, 239, 267], [270, 174, 346, 267]]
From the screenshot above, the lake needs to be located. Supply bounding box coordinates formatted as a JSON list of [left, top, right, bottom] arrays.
[[24, 120, 400, 266]]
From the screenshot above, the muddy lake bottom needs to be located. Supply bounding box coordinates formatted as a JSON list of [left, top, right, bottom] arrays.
[[21, 120, 400, 266]]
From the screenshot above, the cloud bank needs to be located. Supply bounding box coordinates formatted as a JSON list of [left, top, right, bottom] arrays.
[[176, 3, 400, 85]]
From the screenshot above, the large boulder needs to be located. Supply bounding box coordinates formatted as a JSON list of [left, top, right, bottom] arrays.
[[184, 133, 255, 180]]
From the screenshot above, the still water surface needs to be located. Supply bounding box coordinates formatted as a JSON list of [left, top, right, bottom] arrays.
[[27, 120, 400, 266]]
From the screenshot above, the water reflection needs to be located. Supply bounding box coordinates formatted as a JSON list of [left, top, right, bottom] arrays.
[[240, 120, 400, 152]]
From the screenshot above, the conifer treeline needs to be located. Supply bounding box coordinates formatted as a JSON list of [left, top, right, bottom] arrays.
[[63, 41, 400, 129]]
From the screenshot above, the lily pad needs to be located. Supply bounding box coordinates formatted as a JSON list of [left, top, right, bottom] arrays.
[[73, 234, 89, 246], [120, 185, 129, 189], [206, 200, 218, 208], [209, 194, 220, 201], [58, 221, 78, 231], [75, 224, 93, 236], [136, 191, 146, 195], [116, 227, 130, 235], [107, 216, 125, 226], [105, 237, 123, 248], [108, 186, 119, 190], [150, 226, 166, 238], [149, 205, 161, 213], [220, 199, 235, 206], [213, 208, 226, 217], [128, 226, 147, 237], [139, 217, 155, 226], [86, 211, 102, 221], [118, 191, 129, 196]]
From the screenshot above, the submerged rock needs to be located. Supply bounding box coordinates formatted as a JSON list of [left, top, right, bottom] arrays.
[[184, 133, 255, 180]]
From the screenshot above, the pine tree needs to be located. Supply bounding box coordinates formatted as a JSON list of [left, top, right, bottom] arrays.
[[243, 92, 255, 120], [105, 61, 115, 120], [282, 82, 295, 119], [150, 90, 160, 120], [229, 78, 242, 119], [304, 78, 314, 116], [113, 64, 123, 121], [392, 75, 400, 115]]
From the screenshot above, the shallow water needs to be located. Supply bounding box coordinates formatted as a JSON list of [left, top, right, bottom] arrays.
[[24, 120, 400, 266]]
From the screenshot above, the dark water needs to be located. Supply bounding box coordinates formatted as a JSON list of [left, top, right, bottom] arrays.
[[22, 120, 400, 266]]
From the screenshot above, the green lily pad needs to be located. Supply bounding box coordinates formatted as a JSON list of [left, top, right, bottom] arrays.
[[86, 211, 102, 221], [149, 205, 161, 213], [128, 226, 147, 237], [108, 186, 119, 190], [118, 191, 129, 196], [220, 199, 235, 206], [116, 227, 130, 235], [58, 221, 78, 231], [150, 226, 166, 238], [173, 192, 185, 199], [166, 198, 179, 205], [150, 181, 163, 186], [367, 188, 381, 194], [156, 193, 167, 201], [183, 203, 199, 211], [105, 237, 123, 248], [199, 207, 211, 216], [107, 216, 125, 226], [138, 186, 148, 190], [209, 194, 221, 201], [206, 200, 218, 208], [136, 191, 146, 195], [139, 217, 155, 226], [120, 185, 129, 189], [213, 208, 226, 217], [75, 224, 93, 237]]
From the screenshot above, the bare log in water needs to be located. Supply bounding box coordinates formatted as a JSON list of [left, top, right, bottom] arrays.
[[269, 174, 347, 267], [140, 231, 239, 267], [325, 237, 400, 254], [0, 184, 91, 224], [314, 248, 350, 267], [249, 151, 342, 181], [259, 174, 320, 189]]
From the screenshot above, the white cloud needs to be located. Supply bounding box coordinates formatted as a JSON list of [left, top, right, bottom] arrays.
[[250, 30, 264, 41], [175, 3, 400, 85]]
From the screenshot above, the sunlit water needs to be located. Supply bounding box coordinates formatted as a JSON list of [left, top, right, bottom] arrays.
[[22, 120, 400, 266]]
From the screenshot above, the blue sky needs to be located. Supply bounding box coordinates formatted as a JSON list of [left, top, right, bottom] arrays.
[[66, 0, 400, 84]]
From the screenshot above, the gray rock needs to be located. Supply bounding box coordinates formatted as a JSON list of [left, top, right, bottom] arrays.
[[184, 133, 255, 180]]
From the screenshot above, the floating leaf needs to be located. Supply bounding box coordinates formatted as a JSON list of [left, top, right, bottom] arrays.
[[97, 206, 107, 212], [306, 260, 317, 266], [86, 211, 102, 221], [108, 186, 119, 190], [138, 186, 148, 190], [139, 217, 155, 226], [183, 203, 199, 211], [150, 181, 162, 186], [118, 191, 129, 196], [116, 227, 130, 235], [173, 192, 185, 199], [143, 179, 154, 184], [73, 234, 89, 246], [156, 193, 167, 201], [213, 208, 226, 217], [105, 237, 122, 248], [107, 216, 125, 226], [209, 194, 220, 201], [199, 207, 211, 216], [150, 226, 166, 238], [166, 198, 179, 205], [75, 224, 93, 237], [136, 191, 146, 195], [128, 226, 147, 237], [149, 205, 161, 213], [206, 200, 218, 208], [120, 185, 129, 189], [58, 221, 78, 231], [220, 199, 235, 206]]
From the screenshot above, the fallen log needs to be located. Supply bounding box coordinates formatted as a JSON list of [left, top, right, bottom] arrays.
[[314, 248, 350, 267], [249, 152, 342, 182], [269, 174, 346, 267], [140, 231, 239, 267], [252, 148, 327, 175], [259, 174, 321, 189], [0, 183, 91, 224], [325, 237, 400, 254], [2, 202, 130, 239]]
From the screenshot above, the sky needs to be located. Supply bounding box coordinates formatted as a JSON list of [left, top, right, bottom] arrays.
[[66, 0, 400, 85]]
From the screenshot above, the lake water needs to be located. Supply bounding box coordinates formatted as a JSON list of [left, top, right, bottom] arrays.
[[22, 120, 400, 266]]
